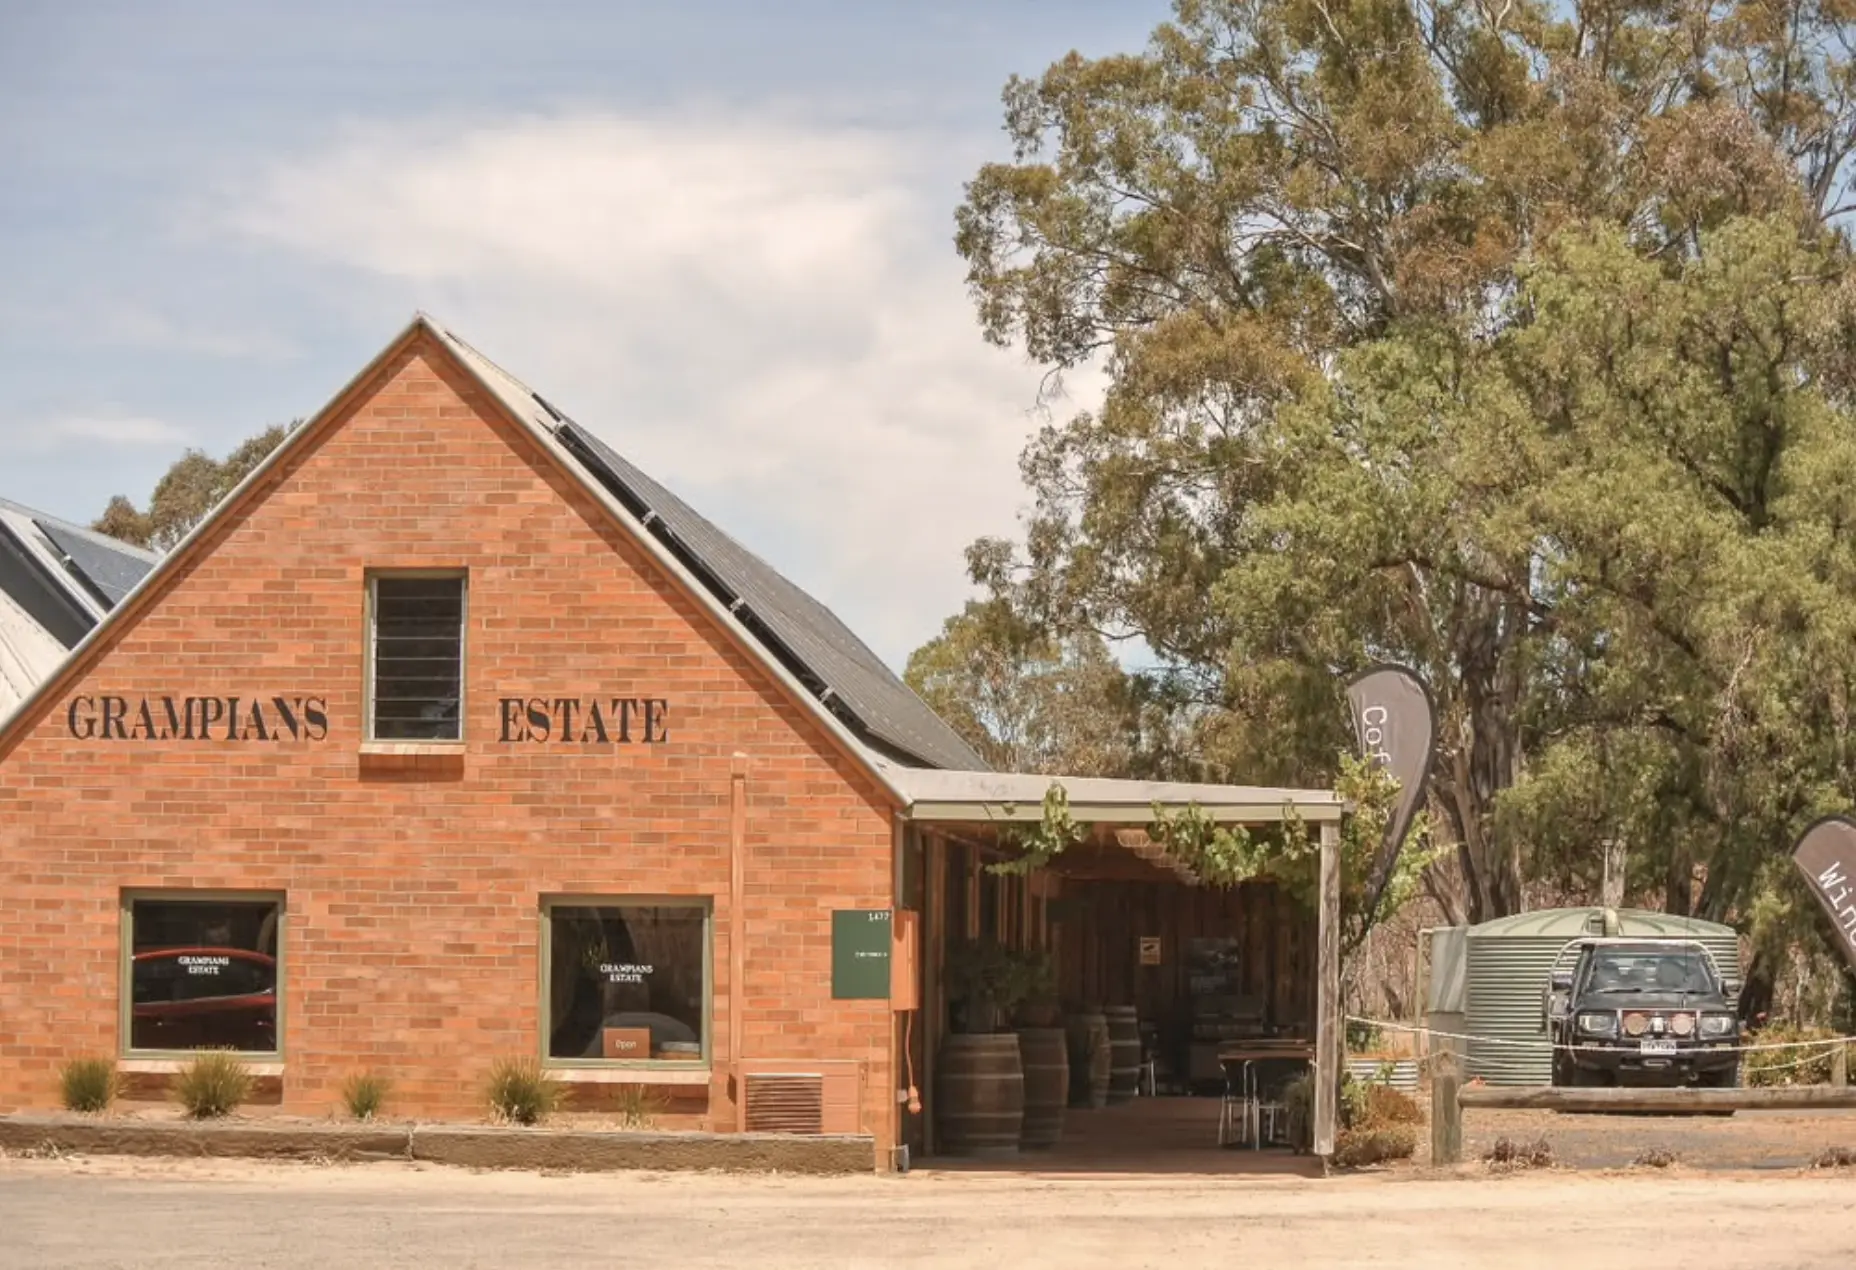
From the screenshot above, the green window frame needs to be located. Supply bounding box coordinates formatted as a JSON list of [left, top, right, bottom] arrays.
[[120, 889, 286, 1060], [364, 570, 469, 743], [539, 896, 714, 1070]]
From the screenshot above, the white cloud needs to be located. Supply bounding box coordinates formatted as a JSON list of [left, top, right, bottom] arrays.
[[19, 415, 193, 453], [0, 299, 299, 361], [223, 110, 1098, 665]]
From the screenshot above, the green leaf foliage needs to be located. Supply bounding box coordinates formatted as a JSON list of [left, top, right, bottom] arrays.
[[943, 0, 1856, 966], [1149, 752, 1441, 954], [92, 422, 297, 551]]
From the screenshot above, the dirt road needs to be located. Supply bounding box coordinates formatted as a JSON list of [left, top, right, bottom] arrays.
[[3, 1155, 1854, 1269]]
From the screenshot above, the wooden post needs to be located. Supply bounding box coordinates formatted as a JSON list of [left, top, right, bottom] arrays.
[[729, 754, 749, 1133], [923, 832, 946, 1157], [1431, 1053, 1462, 1166], [1832, 1042, 1849, 1088], [1314, 819, 1342, 1161]]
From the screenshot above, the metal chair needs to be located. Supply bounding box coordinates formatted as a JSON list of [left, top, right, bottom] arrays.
[[1256, 1100, 1287, 1147], [1137, 1036, 1159, 1096], [1217, 1060, 1258, 1148]]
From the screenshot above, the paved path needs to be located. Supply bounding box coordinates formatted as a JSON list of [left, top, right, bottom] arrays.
[[4, 1155, 1855, 1269]]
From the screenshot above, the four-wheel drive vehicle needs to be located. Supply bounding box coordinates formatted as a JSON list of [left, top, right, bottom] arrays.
[[1543, 938, 1742, 1088]]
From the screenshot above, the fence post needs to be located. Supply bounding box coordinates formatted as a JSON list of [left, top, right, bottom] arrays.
[[1833, 1042, 1849, 1088], [1431, 1055, 1462, 1166]]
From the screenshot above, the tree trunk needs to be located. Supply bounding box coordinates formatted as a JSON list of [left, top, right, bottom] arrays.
[[1737, 946, 1775, 1025]]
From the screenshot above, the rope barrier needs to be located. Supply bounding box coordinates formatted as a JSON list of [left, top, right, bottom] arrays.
[[1346, 1014, 1856, 1058]]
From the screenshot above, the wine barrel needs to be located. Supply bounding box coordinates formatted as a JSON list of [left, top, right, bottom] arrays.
[[1017, 1027, 1070, 1150], [1065, 1009, 1110, 1109], [1105, 1005, 1141, 1104], [936, 1033, 1024, 1157]]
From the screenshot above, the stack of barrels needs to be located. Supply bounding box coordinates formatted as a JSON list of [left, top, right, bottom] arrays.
[[1065, 1007, 1111, 1108], [936, 1033, 1024, 1157], [938, 1003, 1146, 1155], [1015, 1028, 1069, 1150], [1104, 1005, 1142, 1104]]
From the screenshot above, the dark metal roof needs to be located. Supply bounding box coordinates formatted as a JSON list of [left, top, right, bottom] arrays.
[[0, 496, 156, 641], [422, 319, 987, 771], [35, 519, 153, 606], [555, 422, 988, 771]]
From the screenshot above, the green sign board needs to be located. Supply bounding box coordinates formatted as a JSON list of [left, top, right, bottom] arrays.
[[832, 908, 892, 1000]]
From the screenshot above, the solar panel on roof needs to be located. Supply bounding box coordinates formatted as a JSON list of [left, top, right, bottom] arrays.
[[556, 421, 987, 772], [35, 520, 155, 606]]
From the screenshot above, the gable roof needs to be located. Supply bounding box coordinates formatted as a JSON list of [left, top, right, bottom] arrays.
[[0, 316, 1350, 836], [0, 316, 982, 799], [426, 322, 987, 772], [0, 497, 156, 720]]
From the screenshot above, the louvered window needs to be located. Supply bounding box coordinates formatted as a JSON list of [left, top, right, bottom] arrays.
[[368, 574, 466, 741]]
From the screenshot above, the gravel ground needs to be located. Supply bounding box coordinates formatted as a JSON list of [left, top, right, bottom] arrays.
[[1457, 1108, 1856, 1171], [4, 1154, 1856, 1269]]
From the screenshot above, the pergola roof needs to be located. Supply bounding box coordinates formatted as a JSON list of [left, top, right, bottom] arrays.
[[880, 763, 1346, 826]]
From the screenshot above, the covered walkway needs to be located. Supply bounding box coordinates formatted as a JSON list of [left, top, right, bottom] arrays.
[[916, 1095, 1321, 1177], [883, 764, 1349, 1169]]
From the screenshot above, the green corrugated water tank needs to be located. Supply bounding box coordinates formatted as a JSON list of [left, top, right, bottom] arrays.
[[1463, 908, 1742, 1085]]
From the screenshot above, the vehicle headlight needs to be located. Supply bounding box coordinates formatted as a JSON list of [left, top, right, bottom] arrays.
[[1700, 1014, 1736, 1038], [1577, 1012, 1618, 1036]]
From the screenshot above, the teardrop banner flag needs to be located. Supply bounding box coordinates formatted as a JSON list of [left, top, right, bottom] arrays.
[[1345, 665, 1437, 906], [1791, 815, 1856, 971]]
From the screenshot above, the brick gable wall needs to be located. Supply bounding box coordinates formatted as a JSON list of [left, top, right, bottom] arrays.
[[0, 336, 897, 1152]]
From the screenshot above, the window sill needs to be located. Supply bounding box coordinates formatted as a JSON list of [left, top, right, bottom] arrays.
[[546, 1066, 713, 1086], [358, 741, 465, 777], [359, 741, 465, 756], [120, 1058, 286, 1077]]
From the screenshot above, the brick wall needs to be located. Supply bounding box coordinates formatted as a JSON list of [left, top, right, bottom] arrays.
[[0, 334, 898, 1149]]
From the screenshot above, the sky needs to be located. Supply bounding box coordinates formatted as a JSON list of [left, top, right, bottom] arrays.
[[0, 0, 1164, 667]]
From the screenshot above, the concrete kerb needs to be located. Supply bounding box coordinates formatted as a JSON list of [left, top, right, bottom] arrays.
[[0, 1116, 410, 1163], [0, 1115, 875, 1175]]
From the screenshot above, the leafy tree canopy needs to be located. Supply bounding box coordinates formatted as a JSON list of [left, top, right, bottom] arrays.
[[939, 0, 1856, 946], [93, 424, 295, 552]]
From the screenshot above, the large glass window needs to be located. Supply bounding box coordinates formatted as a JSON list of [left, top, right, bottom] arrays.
[[124, 895, 282, 1055], [368, 574, 466, 741], [544, 902, 709, 1065]]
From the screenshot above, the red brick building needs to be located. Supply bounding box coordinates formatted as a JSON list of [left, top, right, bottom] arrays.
[[0, 317, 1344, 1168]]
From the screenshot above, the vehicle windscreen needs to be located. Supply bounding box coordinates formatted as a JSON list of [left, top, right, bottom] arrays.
[[1583, 949, 1715, 995]]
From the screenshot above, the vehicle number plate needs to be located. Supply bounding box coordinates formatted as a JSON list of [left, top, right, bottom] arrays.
[[1639, 1039, 1678, 1055]]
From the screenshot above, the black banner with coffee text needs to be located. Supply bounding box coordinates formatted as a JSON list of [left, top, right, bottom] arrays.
[[1345, 665, 1436, 904]]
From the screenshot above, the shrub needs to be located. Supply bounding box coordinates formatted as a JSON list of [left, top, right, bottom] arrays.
[[174, 1051, 252, 1119], [1282, 1071, 1315, 1152], [59, 1058, 120, 1113], [1633, 1148, 1677, 1169], [486, 1057, 560, 1126], [1743, 1025, 1845, 1087], [1361, 1084, 1422, 1127], [1332, 1125, 1417, 1168], [613, 1084, 664, 1130], [1340, 1072, 1370, 1127], [1346, 1019, 1384, 1052], [341, 1071, 390, 1121], [1484, 1137, 1554, 1171]]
